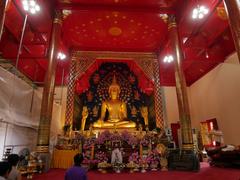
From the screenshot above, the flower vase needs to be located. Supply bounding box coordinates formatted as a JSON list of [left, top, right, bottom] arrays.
[[100, 169, 107, 174], [133, 167, 139, 172], [141, 167, 146, 173], [131, 169, 135, 173], [150, 163, 158, 171], [160, 157, 168, 171]]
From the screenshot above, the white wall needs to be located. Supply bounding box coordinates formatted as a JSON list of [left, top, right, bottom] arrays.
[[189, 53, 240, 145], [163, 87, 179, 125], [0, 67, 65, 159], [161, 53, 240, 145]]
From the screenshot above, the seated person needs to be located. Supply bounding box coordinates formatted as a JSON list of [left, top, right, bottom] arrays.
[[65, 153, 87, 180], [111, 147, 123, 164], [0, 162, 11, 180], [8, 154, 21, 180], [207, 145, 240, 168]]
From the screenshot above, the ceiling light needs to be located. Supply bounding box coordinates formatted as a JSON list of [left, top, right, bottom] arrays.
[[163, 55, 174, 63], [57, 52, 66, 60], [22, 0, 40, 14], [205, 51, 209, 58], [192, 5, 209, 19], [183, 37, 188, 44]]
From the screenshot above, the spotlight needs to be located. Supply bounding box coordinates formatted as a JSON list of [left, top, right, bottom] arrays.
[[163, 55, 174, 63], [192, 5, 209, 19], [57, 52, 66, 60], [22, 0, 40, 14]]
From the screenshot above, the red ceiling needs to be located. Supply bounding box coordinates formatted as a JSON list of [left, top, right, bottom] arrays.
[[63, 11, 167, 52], [0, 0, 236, 87]]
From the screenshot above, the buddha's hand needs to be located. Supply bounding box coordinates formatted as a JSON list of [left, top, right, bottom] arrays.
[[94, 119, 104, 127]]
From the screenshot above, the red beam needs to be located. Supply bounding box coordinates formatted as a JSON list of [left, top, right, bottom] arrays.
[[57, 3, 176, 14]]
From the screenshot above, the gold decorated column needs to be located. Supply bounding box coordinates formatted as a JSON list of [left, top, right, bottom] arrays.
[[153, 58, 164, 129], [36, 11, 62, 153], [168, 15, 193, 150], [224, 0, 240, 63], [0, 0, 10, 41], [64, 53, 78, 126]]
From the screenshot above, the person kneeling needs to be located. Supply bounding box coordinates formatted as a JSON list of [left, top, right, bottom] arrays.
[[65, 154, 87, 180]]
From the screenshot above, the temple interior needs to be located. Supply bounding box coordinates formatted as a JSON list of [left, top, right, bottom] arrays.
[[0, 0, 240, 178]]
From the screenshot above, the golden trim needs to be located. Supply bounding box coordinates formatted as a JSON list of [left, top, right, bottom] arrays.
[[182, 144, 194, 150], [36, 145, 49, 153], [216, 7, 228, 21], [108, 26, 122, 36], [71, 56, 78, 61], [168, 23, 177, 30], [73, 51, 157, 61], [54, 18, 63, 25]]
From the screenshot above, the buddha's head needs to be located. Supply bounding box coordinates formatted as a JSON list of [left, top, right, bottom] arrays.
[[109, 75, 120, 100]]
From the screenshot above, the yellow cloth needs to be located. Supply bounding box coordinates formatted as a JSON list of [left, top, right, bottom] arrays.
[[52, 149, 79, 169]]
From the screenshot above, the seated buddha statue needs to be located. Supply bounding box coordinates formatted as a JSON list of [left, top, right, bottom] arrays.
[[93, 75, 136, 128]]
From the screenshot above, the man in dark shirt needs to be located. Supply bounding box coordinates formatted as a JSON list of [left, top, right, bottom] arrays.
[[65, 153, 87, 180], [0, 161, 11, 180]]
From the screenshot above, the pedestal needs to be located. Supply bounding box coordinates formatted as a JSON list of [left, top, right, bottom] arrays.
[[168, 149, 200, 171]]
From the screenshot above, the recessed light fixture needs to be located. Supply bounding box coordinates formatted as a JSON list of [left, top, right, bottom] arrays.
[[192, 5, 209, 19], [57, 52, 66, 60], [163, 55, 174, 63]]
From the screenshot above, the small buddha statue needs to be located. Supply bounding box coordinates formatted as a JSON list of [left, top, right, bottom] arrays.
[[140, 106, 149, 126], [81, 106, 88, 131], [93, 75, 136, 128], [86, 124, 95, 137]]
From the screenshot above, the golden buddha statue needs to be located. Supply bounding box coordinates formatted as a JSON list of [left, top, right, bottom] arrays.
[[140, 106, 149, 126], [81, 106, 88, 131], [93, 75, 136, 128]]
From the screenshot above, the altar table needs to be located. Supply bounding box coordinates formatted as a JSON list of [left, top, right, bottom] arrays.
[[52, 149, 79, 169]]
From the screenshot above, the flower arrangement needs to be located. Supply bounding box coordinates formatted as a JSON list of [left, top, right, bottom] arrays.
[[110, 132, 122, 141], [121, 130, 132, 142], [95, 130, 111, 144], [128, 152, 140, 164], [139, 158, 149, 173], [112, 162, 125, 173], [146, 149, 160, 166], [83, 137, 95, 150], [127, 135, 138, 147], [95, 151, 108, 163], [140, 137, 150, 146], [82, 158, 98, 165]]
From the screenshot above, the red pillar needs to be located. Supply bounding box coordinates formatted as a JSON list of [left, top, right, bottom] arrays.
[[36, 11, 62, 153], [0, 0, 10, 41], [168, 15, 193, 150], [224, 0, 240, 63]]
